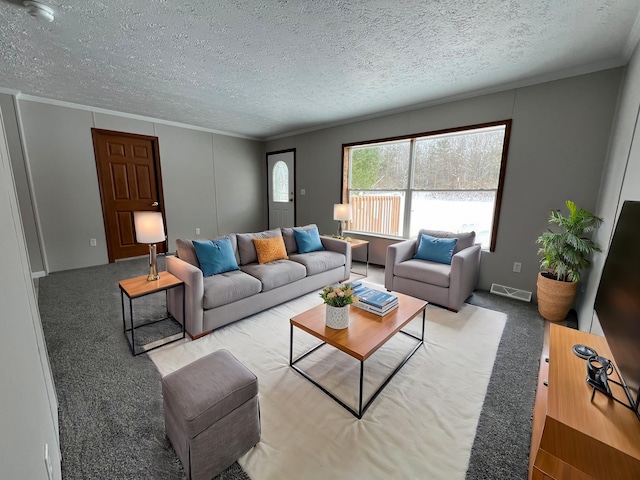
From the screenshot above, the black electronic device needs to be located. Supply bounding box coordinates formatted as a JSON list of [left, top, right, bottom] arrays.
[[594, 200, 640, 418], [572, 344, 597, 359], [586, 355, 613, 396]]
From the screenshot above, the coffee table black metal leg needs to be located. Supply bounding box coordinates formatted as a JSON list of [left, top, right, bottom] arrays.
[[289, 324, 293, 366], [358, 361, 364, 418]]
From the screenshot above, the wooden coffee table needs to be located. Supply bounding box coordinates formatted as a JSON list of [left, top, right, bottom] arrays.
[[289, 291, 427, 418]]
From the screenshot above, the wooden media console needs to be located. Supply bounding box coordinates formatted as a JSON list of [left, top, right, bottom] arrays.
[[529, 323, 640, 479]]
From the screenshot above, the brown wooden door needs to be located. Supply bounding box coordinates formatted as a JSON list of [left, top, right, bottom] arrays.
[[92, 129, 166, 263]]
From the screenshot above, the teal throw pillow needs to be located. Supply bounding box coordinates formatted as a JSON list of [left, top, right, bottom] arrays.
[[192, 238, 239, 277], [293, 227, 324, 253], [413, 234, 458, 265]]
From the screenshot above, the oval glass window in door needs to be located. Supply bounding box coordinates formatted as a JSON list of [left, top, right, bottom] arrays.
[[273, 161, 289, 202]]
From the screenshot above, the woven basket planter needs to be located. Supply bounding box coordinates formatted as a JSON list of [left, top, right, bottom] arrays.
[[536, 272, 577, 322]]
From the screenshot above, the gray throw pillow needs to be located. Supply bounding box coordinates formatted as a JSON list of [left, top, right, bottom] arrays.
[[282, 224, 318, 255], [176, 235, 239, 269], [236, 229, 281, 265], [175, 239, 200, 268]]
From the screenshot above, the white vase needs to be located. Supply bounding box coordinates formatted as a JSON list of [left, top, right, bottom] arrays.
[[326, 305, 349, 329]]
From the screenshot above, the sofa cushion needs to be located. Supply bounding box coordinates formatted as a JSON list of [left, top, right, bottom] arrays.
[[176, 239, 200, 268], [414, 234, 457, 265], [202, 270, 262, 309], [241, 260, 306, 292], [193, 238, 240, 277], [394, 259, 451, 288], [418, 229, 475, 254], [237, 229, 281, 265], [288, 251, 346, 276], [253, 236, 289, 264], [293, 226, 324, 253], [282, 224, 318, 255]]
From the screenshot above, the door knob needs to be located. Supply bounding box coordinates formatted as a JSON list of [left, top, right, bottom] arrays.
[[151, 201, 159, 207]]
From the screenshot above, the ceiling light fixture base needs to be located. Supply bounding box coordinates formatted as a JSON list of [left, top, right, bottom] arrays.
[[23, 1, 55, 22]]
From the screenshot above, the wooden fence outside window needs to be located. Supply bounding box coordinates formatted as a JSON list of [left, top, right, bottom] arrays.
[[348, 195, 401, 236]]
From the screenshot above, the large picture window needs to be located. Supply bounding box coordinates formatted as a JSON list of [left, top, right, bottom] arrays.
[[343, 121, 511, 251]]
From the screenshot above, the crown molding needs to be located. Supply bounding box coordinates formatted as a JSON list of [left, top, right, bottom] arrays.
[[14, 93, 262, 141], [623, 9, 640, 61], [0, 87, 21, 96]]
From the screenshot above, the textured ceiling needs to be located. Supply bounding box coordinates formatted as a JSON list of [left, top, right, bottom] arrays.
[[1, 1, 639, 139]]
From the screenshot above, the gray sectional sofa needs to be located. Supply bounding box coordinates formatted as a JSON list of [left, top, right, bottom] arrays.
[[166, 225, 351, 338]]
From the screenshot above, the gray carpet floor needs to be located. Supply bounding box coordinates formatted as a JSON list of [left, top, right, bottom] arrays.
[[38, 258, 550, 479]]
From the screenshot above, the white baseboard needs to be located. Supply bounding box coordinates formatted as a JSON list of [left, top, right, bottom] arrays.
[[32, 271, 46, 279]]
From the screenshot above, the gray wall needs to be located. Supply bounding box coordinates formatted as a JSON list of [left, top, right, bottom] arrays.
[[16, 100, 265, 272], [0, 109, 61, 479], [266, 69, 623, 302], [0, 94, 44, 274], [579, 42, 640, 333]]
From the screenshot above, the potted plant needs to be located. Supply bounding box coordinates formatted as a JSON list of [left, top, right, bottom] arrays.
[[536, 200, 603, 321], [320, 283, 357, 329]]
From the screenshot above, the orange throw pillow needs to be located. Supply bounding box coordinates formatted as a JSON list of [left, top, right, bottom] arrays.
[[253, 236, 289, 264]]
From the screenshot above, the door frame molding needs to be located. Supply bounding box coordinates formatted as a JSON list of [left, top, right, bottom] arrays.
[[266, 148, 296, 228], [91, 128, 167, 263]]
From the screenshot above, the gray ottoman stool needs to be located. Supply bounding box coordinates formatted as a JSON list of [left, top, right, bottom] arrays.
[[162, 349, 260, 480]]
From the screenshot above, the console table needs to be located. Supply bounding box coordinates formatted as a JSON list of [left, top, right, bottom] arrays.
[[529, 323, 640, 479]]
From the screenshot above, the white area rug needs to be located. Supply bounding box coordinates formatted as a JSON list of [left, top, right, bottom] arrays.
[[150, 292, 506, 480]]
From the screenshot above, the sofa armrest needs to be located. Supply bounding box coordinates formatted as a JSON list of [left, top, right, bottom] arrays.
[[385, 239, 417, 290], [166, 255, 204, 338], [320, 236, 352, 281], [448, 244, 482, 311]]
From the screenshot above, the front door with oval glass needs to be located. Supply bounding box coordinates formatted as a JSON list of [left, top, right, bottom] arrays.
[[267, 150, 295, 228]]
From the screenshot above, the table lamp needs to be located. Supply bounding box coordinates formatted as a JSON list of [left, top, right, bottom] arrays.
[[133, 211, 166, 281], [333, 204, 352, 237]]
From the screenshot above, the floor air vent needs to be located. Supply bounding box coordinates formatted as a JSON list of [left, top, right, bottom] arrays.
[[490, 283, 532, 302]]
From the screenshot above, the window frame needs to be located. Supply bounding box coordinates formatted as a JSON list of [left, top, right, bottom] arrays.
[[342, 120, 512, 252]]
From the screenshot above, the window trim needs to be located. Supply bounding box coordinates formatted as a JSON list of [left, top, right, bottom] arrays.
[[341, 120, 512, 252]]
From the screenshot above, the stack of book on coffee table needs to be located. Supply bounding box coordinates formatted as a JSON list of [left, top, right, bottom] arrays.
[[350, 281, 399, 316]]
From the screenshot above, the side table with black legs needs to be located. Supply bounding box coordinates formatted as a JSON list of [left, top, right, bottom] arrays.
[[119, 271, 185, 356], [349, 239, 369, 277], [321, 235, 370, 277]]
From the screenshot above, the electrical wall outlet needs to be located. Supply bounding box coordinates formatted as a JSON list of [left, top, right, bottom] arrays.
[[300, 188, 306, 195], [513, 262, 522, 273], [195, 228, 201, 235], [90, 238, 97, 247]]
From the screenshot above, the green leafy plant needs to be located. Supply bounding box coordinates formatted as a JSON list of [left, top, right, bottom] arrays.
[[536, 200, 603, 282], [320, 283, 357, 307]]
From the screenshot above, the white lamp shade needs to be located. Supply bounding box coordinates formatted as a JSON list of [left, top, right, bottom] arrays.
[[333, 203, 352, 221], [134, 211, 166, 244]]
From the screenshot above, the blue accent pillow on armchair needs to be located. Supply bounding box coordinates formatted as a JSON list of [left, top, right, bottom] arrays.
[[293, 227, 325, 253], [192, 237, 240, 277], [413, 234, 458, 265]]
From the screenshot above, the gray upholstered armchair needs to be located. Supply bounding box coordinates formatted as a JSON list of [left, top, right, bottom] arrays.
[[384, 229, 481, 311]]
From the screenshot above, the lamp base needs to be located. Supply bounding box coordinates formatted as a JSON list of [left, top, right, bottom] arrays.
[[147, 244, 160, 281], [337, 221, 343, 237]]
